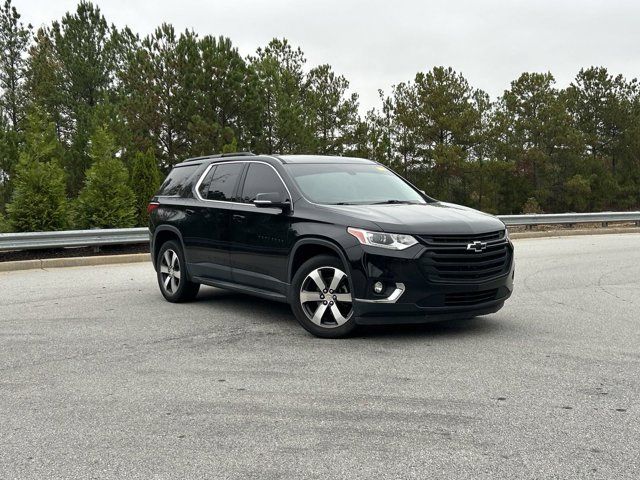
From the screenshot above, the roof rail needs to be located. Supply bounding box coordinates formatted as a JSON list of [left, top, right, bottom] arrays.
[[220, 152, 255, 157], [182, 152, 256, 163]]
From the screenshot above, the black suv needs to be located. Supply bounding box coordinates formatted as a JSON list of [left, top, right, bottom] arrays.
[[148, 153, 514, 338]]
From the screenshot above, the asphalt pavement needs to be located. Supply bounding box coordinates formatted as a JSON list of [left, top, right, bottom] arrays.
[[1, 233, 638, 479]]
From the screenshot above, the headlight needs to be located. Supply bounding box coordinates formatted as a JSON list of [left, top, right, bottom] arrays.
[[504, 227, 510, 240], [347, 227, 418, 250]]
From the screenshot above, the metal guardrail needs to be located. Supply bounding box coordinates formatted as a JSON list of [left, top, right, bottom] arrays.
[[0, 228, 149, 252], [0, 212, 639, 252], [499, 211, 640, 227]]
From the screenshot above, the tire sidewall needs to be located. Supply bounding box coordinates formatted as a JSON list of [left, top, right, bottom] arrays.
[[157, 240, 194, 302], [291, 255, 357, 338]]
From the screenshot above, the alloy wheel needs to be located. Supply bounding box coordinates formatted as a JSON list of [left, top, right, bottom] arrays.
[[299, 266, 352, 327], [160, 249, 181, 294]]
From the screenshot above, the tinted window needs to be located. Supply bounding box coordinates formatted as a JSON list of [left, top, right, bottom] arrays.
[[198, 165, 217, 198], [206, 163, 243, 201], [284, 163, 426, 205], [240, 163, 288, 203], [157, 164, 199, 196]]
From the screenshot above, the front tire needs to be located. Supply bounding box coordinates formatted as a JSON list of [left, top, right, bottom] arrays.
[[156, 240, 200, 303], [291, 255, 357, 338]]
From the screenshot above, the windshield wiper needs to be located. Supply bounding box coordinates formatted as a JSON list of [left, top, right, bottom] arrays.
[[370, 200, 419, 205]]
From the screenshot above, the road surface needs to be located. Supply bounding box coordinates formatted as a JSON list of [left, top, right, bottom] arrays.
[[1, 234, 639, 479]]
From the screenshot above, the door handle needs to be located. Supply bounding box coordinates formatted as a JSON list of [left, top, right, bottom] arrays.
[[233, 214, 246, 222], [185, 208, 195, 215]]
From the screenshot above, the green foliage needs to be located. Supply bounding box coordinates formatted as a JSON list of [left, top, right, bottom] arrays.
[[0, 210, 9, 232], [6, 155, 68, 231], [304, 64, 359, 154], [0, 126, 20, 204], [0, 0, 32, 130], [129, 149, 160, 226], [522, 197, 543, 214], [564, 174, 591, 212], [249, 38, 311, 153], [74, 126, 135, 228]]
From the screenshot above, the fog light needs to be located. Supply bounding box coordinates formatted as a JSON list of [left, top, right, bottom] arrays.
[[373, 281, 384, 294]]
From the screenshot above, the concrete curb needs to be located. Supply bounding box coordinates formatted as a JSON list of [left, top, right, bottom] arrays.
[[1, 227, 639, 273], [0, 253, 150, 273]]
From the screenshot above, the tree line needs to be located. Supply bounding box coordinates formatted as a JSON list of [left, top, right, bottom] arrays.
[[1, 0, 639, 232]]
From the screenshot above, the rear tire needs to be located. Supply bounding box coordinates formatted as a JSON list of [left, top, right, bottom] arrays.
[[156, 240, 200, 303], [291, 255, 357, 338]]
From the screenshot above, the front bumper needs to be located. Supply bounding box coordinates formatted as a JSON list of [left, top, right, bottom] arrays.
[[346, 240, 515, 325]]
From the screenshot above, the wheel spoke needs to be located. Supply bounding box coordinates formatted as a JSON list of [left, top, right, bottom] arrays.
[[173, 269, 181, 280], [334, 293, 352, 303], [163, 275, 171, 290], [300, 291, 322, 303], [171, 276, 178, 292], [309, 269, 327, 291], [171, 252, 179, 268], [163, 250, 171, 267], [311, 303, 328, 324], [330, 304, 348, 325], [328, 269, 345, 292], [160, 265, 169, 274]]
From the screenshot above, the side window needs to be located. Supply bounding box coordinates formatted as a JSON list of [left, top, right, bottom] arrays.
[[157, 165, 198, 196], [206, 163, 243, 201], [198, 165, 217, 198], [240, 163, 288, 203]]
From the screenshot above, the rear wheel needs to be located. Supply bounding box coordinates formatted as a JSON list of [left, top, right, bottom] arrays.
[[291, 255, 357, 338], [156, 240, 200, 302]]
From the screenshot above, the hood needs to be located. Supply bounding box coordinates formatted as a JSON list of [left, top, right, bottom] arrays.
[[321, 201, 505, 235]]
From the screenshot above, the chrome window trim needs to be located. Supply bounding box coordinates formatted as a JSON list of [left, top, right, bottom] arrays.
[[193, 160, 293, 210]]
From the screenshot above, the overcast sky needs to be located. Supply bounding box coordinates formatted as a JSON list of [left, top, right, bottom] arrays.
[[16, 0, 640, 111]]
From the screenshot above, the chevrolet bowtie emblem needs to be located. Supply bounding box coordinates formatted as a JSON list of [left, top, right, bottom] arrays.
[[466, 240, 487, 252]]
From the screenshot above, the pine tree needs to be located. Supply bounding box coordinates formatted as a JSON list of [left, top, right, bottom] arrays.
[[75, 126, 135, 228], [5, 109, 68, 232], [129, 148, 160, 225], [304, 64, 359, 154], [24, 28, 66, 138], [119, 24, 196, 169], [49, 1, 119, 195], [0, 0, 31, 130], [0, 0, 32, 205], [249, 38, 311, 154]]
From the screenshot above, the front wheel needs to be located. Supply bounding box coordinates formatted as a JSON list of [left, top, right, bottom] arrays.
[[156, 240, 200, 303], [290, 255, 357, 338]]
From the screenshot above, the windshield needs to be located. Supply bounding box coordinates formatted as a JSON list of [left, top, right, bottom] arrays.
[[284, 163, 427, 205]]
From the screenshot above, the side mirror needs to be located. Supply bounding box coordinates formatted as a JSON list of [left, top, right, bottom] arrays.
[[253, 192, 291, 210]]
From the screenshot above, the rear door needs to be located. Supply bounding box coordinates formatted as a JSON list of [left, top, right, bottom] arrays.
[[182, 162, 244, 281], [230, 162, 292, 294]]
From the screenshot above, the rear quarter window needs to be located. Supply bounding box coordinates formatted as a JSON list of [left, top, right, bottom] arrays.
[[157, 164, 199, 196]]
